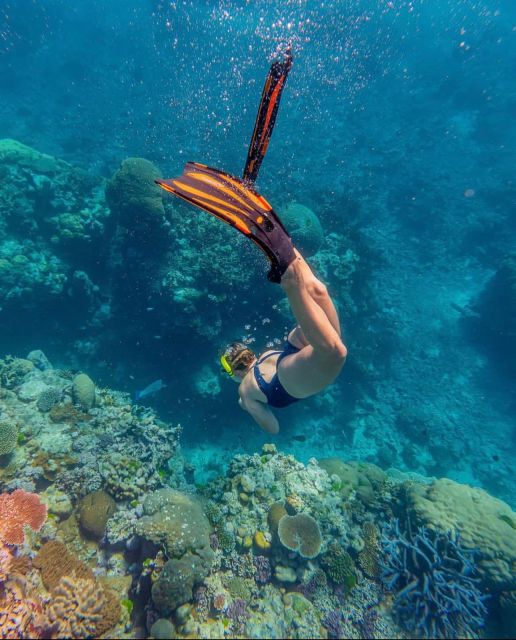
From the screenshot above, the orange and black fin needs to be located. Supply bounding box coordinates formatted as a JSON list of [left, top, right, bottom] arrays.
[[242, 47, 293, 184], [156, 162, 295, 283]]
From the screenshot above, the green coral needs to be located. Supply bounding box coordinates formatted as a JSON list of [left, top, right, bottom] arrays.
[[216, 526, 236, 553], [0, 417, 18, 456], [321, 542, 357, 591], [204, 501, 223, 526]]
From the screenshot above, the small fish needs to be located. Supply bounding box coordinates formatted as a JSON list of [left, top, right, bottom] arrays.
[[134, 379, 166, 402], [292, 434, 306, 442]]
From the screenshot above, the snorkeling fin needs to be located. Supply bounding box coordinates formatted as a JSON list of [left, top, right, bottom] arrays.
[[156, 162, 295, 283], [243, 47, 293, 183]]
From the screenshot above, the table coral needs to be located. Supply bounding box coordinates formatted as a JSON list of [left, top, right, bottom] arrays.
[[0, 489, 47, 545], [277, 513, 323, 559]]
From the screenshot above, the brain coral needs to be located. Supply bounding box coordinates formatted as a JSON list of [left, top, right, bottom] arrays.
[[278, 513, 323, 559], [105, 157, 164, 230], [0, 417, 18, 455], [405, 478, 516, 592], [278, 202, 324, 256], [78, 489, 115, 539], [72, 373, 96, 410]]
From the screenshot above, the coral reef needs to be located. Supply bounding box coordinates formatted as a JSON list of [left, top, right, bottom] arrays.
[[71, 373, 95, 410]]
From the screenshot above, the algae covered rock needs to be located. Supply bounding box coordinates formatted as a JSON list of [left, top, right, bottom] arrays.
[[136, 488, 213, 560], [72, 373, 96, 410], [79, 490, 116, 538], [318, 458, 385, 503], [152, 553, 209, 615], [405, 478, 516, 592], [137, 489, 214, 614], [278, 202, 324, 256], [150, 618, 176, 639]]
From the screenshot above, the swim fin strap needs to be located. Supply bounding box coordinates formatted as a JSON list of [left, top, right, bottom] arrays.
[[156, 162, 295, 283], [242, 48, 293, 184]]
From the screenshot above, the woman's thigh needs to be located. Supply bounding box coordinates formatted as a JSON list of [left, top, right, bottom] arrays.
[[277, 346, 344, 397]]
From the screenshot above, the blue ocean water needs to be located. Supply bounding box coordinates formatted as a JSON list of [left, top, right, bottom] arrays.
[[0, 1, 515, 638]]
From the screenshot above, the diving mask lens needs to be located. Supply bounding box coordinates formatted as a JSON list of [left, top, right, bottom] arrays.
[[220, 354, 234, 376]]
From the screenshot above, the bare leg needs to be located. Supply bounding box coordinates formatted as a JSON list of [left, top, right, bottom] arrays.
[[294, 249, 341, 336], [281, 256, 346, 362]]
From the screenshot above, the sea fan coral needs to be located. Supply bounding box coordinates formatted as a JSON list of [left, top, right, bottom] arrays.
[[0, 489, 47, 545], [380, 518, 489, 639]]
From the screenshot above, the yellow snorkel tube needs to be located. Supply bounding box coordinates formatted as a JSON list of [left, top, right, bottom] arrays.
[[220, 354, 234, 376]]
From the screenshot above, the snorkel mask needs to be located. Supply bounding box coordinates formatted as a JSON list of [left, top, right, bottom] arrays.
[[220, 353, 234, 377]]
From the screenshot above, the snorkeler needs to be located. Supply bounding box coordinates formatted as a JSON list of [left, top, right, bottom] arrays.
[[156, 48, 347, 433]]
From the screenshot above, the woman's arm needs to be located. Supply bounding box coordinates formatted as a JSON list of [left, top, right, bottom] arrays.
[[239, 396, 279, 434]]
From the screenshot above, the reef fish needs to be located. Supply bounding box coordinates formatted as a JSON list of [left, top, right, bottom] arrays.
[[134, 379, 165, 402]]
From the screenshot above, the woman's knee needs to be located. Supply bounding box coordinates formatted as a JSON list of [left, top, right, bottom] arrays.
[[307, 278, 328, 300]]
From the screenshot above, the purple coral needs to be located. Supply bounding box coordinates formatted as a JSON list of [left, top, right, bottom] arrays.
[[381, 518, 489, 639], [253, 555, 271, 584], [323, 610, 345, 639], [226, 598, 250, 635]]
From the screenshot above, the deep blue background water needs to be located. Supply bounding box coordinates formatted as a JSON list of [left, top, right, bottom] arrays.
[[1, 1, 515, 504]]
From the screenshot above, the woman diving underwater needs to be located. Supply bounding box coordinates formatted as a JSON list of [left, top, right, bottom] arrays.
[[156, 48, 347, 433]]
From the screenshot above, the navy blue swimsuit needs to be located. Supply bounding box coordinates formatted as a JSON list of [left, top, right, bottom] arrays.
[[253, 340, 301, 408]]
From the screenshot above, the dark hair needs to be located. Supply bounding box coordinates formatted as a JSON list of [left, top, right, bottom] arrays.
[[223, 342, 256, 374]]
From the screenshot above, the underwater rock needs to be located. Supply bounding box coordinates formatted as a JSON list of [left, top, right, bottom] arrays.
[[405, 478, 516, 592], [278, 201, 324, 256], [150, 618, 176, 639], [152, 553, 210, 615], [26, 349, 53, 371], [78, 489, 116, 539], [40, 485, 73, 520], [278, 513, 323, 559], [136, 488, 213, 559], [468, 253, 516, 377], [318, 457, 384, 504], [0, 356, 34, 389], [72, 372, 96, 410]]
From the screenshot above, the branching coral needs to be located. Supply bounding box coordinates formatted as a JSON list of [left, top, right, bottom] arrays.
[[380, 518, 489, 639]]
